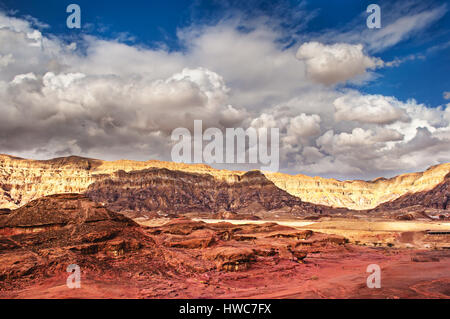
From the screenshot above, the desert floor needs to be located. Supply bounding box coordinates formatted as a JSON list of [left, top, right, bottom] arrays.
[[2, 218, 449, 299]]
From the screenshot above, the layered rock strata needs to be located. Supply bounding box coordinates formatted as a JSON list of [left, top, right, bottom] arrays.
[[1, 154, 449, 210]]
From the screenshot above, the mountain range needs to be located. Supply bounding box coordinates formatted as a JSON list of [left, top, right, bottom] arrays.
[[0, 154, 449, 219]]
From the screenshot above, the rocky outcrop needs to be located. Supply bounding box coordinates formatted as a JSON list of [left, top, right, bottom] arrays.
[[146, 218, 349, 274], [1, 154, 449, 211], [0, 193, 148, 252], [85, 168, 344, 218], [0, 194, 161, 287], [205, 247, 256, 271], [1, 197, 447, 299], [369, 173, 450, 218], [0, 195, 355, 295], [265, 163, 450, 210]]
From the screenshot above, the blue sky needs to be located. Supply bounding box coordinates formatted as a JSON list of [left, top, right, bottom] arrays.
[[1, 0, 449, 106], [0, 0, 449, 179]]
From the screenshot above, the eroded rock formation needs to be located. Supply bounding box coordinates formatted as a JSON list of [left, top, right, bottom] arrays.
[[369, 173, 450, 219], [0, 194, 349, 296], [0, 194, 163, 289], [1, 194, 448, 299], [85, 168, 344, 218], [1, 154, 449, 211], [265, 163, 450, 210]]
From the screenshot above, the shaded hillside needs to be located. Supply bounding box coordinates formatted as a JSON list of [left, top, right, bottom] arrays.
[[0, 193, 147, 249], [369, 173, 450, 219], [85, 168, 347, 219], [0, 194, 163, 289]]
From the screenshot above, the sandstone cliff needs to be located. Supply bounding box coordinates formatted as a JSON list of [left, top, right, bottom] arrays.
[[1, 154, 449, 210], [0, 154, 239, 210], [265, 163, 450, 210], [369, 173, 450, 219]]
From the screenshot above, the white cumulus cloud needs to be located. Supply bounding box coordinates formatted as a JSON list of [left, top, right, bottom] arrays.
[[296, 42, 384, 85], [334, 92, 410, 124]]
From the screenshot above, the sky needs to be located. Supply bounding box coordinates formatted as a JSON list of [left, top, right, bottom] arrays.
[[0, 0, 449, 180]]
